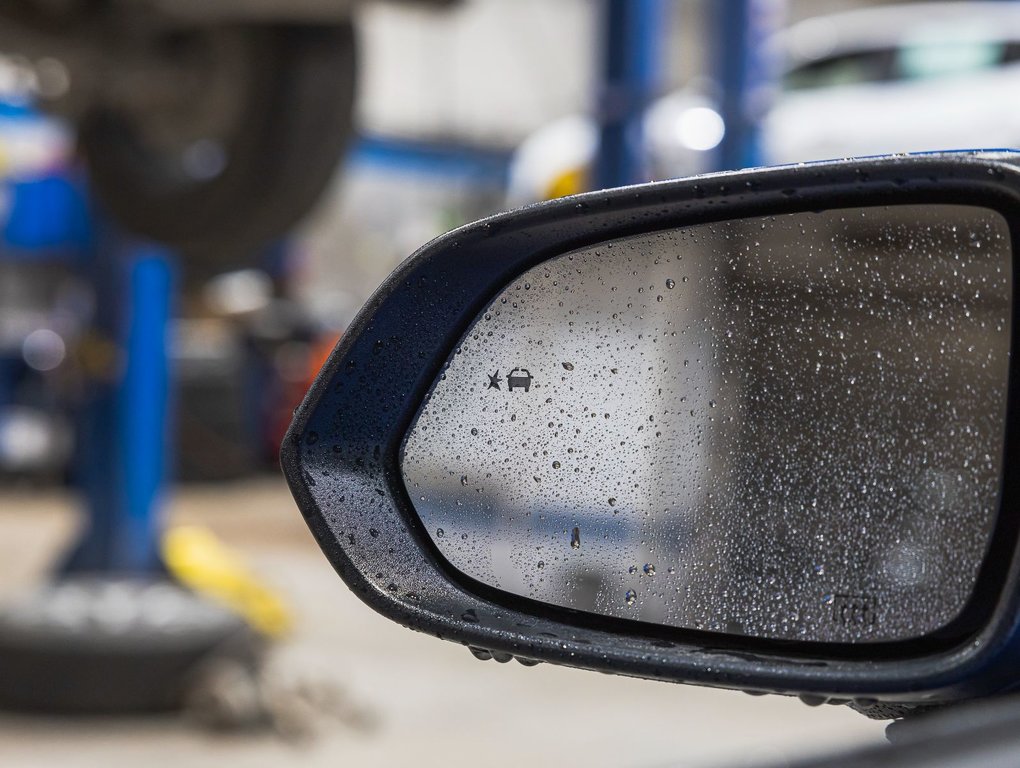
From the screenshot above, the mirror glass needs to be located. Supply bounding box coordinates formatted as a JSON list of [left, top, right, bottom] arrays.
[[401, 205, 1012, 644]]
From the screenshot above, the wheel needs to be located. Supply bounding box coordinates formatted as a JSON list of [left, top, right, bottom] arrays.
[[79, 22, 357, 268]]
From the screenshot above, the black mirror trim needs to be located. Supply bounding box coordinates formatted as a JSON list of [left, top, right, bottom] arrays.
[[283, 152, 1020, 706]]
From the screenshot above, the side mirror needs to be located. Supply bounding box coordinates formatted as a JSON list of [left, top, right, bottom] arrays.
[[282, 152, 1020, 717]]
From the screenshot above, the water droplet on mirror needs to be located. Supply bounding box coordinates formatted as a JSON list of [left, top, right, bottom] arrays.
[[562, 362, 575, 371], [625, 590, 637, 606], [570, 526, 581, 549], [460, 475, 469, 486], [665, 278, 675, 289], [470, 428, 479, 436], [643, 564, 656, 576], [608, 498, 617, 507], [552, 461, 561, 469], [437, 528, 445, 538]]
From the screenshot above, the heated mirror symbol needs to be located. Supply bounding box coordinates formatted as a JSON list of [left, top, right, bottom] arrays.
[[402, 204, 1012, 645]]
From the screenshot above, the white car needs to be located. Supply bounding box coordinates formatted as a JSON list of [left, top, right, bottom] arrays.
[[764, 1, 1020, 164]]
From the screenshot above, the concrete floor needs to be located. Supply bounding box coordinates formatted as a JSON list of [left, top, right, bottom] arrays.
[[0, 479, 885, 768]]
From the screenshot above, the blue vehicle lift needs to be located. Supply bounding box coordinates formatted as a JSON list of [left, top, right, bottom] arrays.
[[0, 105, 255, 713], [712, 0, 784, 172], [0, 142, 170, 575], [63, 236, 173, 574], [594, 0, 665, 189]]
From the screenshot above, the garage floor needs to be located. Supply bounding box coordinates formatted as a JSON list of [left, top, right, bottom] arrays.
[[0, 480, 884, 768]]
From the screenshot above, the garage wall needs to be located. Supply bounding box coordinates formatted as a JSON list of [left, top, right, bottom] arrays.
[[357, 0, 595, 144]]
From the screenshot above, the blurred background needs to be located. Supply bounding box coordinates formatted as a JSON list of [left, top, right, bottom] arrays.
[[0, 0, 1014, 765]]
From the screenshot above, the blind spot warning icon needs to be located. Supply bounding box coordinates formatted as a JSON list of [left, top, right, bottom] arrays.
[[507, 368, 533, 392]]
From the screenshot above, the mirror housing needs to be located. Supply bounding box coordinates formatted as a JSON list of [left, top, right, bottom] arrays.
[[283, 152, 1020, 715]]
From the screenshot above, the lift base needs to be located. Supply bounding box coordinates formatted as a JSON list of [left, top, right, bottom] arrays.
[[0, 576, 262, 714]]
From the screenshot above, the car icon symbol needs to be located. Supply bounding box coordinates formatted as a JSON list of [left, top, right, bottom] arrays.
[[507, 368, 533, 392]]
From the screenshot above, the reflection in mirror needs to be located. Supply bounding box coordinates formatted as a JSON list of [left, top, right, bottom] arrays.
[[402, 205, 1012, 644]]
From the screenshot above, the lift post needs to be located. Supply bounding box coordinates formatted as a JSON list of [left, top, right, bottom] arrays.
[[63, 236, 173, 574], [594, 0, 666, 190], [711, 0, 785, 171], [0, 163, 259, 713]]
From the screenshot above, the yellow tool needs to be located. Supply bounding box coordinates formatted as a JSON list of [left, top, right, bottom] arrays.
[[163, 525, 292, 638]]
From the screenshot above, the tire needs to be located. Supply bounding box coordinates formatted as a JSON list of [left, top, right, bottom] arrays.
[[79, 22, 357, 269]]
